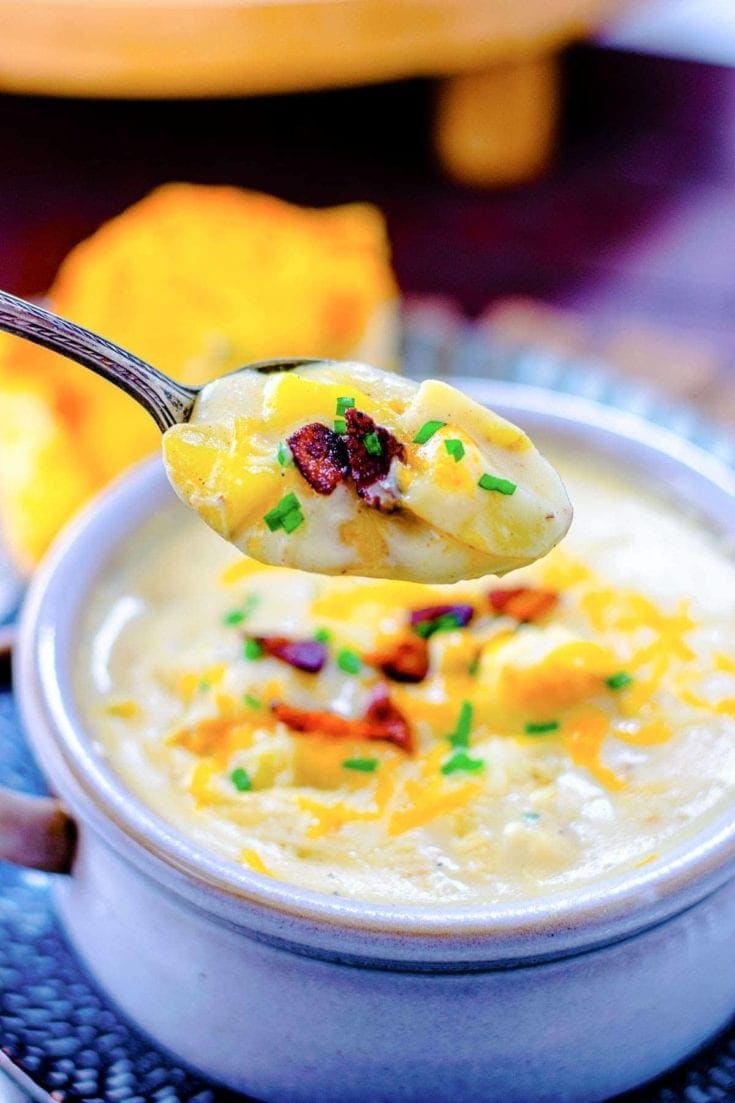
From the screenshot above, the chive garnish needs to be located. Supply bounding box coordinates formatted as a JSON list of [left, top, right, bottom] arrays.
[[478, 473, 517, 496], [337, 648, 362, 675], [441, 752, 484, 776], [336, 396, 355, 415], [467, 653, 481, 677], [276, 441, 292, 466], [264, 492, 303, 531], [363, 431, 382, 456], [281, 508, 305, 533], [606, 671, 633, 690], [412, 420, 446, 444], [447, 700, 474, 747], [444, 439, 465, 463], [244, 638, 263, 661], [524, 720, 559, 735], [264, 492, 304, 534], [343, 757, 378, 772], [242, 594, 260, 617], [264, 507, 284, 532], [224, 594, 259, 626], [314, 627, 331, 643], [414, 612, 463, 638], [230, 767, 252, 792], [522, 810, 540, 823], [243, 694, 262, 709], [197, 680, 211, 693], [223, 610, 245, 626], [334, 417, 347, 434]]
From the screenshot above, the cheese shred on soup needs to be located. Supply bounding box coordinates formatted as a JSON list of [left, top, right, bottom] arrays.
[[75, 454, 735, 904]]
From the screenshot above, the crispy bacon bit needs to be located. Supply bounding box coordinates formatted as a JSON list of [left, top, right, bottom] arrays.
[[256, 637, 327, 673], [364, 636, 430, 683], [409, 604, 475, 635], [272, 688, 413, 752], [287, 423, 348, 495], [489, 587, 558, 622], [344, 407, 406, 511], [363, 686, 413, 751]]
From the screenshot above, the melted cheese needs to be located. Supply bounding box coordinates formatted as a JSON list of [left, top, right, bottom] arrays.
[[162, 364, 571, 583], [74, 452, 735, 905]]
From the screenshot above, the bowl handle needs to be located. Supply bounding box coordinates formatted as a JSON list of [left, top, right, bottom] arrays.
[[0, 787, 76, 872], [0, 626, 76, 873]]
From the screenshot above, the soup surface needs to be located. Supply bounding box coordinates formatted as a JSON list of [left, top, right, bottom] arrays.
[[75, 451, 735, 904]]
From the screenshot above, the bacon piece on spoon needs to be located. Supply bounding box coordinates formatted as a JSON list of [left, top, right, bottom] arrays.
[[343, 407, 406, 511], [287, 423, 349, 495]]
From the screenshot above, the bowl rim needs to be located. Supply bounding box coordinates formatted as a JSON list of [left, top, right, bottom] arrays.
[[16, 378, 735, 959]]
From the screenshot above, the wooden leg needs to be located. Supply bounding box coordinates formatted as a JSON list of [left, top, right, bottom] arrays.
[[435, 54, 559, 187]]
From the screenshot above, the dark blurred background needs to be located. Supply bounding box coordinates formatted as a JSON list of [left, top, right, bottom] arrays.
[[0, 43, 733, 359]]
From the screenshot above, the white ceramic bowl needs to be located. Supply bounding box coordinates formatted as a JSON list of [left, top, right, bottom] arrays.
[[12, 380, 735, 1103]]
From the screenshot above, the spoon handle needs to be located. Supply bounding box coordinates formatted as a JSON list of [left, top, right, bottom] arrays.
[[0, 289, 197, 430]]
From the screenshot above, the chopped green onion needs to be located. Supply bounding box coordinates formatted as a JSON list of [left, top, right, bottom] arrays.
[[522, 810, 540, 823], [281, 507, 305, 534], [606, 671, 633, 690], [414, 612, 463, 638], [276, 441, 292, 466], [243, 694, 262, 710], [343, 757, 378, 773], [279, 491, 299, 513], [441, 752, 485, 776], [264, 506, 284, 531], [478, 472, 517, 496], [223, 610, 245, 626], [337, 648, 362, 675], [524, 720, 559, 735], [412, 420, 446, 445], [224, 595, 259, 627], [244, 638, 263, 661], [264, 492, 302, 531], [448, 700, 474, 748], [363, 431, 382, 456], [197, 680, 211, 693], [242, 594, 260, 618], [336, 396, 355, 415], [230, 767, 252, 792], [314, 627, 331, 643], [444, 439, 465, 463], [467, 653, 481, 677], [334, 417, 347, 434]]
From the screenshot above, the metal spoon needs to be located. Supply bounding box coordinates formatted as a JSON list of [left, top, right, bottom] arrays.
[[0, 288, 324, 430]]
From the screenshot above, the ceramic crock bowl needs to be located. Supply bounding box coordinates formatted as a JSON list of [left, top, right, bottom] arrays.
[[12, 379, 735, 1103]]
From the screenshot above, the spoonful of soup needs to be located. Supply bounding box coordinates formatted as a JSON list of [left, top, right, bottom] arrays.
[[0, 289, 571, 582]]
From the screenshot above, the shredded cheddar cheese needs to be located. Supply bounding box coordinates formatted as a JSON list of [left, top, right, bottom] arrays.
[[75, 454, 735, 904]]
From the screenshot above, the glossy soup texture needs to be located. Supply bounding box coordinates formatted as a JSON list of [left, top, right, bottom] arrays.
[[74, 453, 735, 904], [162, 363, 571, 583]]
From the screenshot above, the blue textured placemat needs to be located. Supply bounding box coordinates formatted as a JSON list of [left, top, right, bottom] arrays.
[[1, 314, 735, 1102], [0, 691, 247, 1103]]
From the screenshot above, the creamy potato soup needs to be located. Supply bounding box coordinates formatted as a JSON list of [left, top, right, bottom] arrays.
[[163, 363, 571, 583], [75, 453, 735, 904]]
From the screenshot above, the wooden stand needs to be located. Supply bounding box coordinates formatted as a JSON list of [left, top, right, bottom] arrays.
[[435, 55, 559, 186]]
